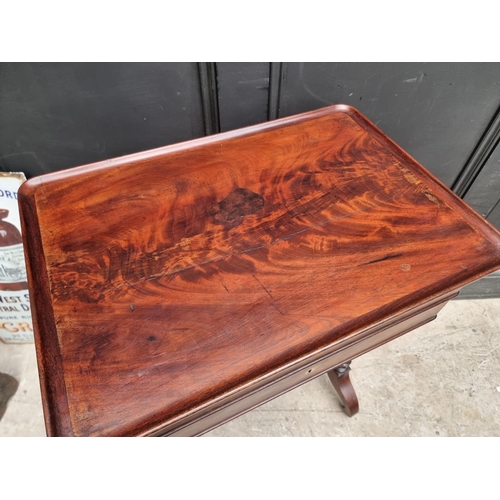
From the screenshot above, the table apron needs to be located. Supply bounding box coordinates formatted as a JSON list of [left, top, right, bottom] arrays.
[[155, 291, 458, 437]]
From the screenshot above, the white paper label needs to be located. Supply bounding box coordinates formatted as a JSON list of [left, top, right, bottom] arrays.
[[0, 243, 27, 283], [0, 289, 32, 343]]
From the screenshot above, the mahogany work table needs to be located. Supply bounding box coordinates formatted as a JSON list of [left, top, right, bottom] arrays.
[[19, 105, 500, 437]]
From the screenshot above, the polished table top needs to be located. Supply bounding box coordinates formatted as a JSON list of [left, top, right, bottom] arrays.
[[19, 105, 500, 436]]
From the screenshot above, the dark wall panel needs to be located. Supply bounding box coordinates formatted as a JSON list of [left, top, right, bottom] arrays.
[[464, 140, 500, 225], [216, 63, 270, 132], [457, 271, 500, 299], [0, 63, 205, 177], [278, 62, 500, 187], [487, 200, 500, 229]]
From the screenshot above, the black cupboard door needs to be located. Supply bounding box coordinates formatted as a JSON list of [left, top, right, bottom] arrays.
[[275, 63, 500, 188], [0, 63, 206, 177]]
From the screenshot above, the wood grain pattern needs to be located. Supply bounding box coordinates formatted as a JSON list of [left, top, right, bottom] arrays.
[[18, 104, 500, 436]]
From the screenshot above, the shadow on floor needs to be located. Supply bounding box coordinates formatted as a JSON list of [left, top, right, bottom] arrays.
[[0, 372, 19, 421]]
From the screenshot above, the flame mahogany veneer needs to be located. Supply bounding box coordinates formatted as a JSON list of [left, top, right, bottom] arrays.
[[19, 105, 500, 436]]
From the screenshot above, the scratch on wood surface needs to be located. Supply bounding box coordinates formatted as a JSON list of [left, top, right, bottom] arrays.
[[252, 274, 274, 299], [151, 331, 169, 356], [423, 191, 439, 204], [362, 253, 403, 266], [399, 166, 421, 185]]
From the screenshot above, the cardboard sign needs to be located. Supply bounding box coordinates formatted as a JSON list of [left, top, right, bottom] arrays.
[[0, 172, 33, 343]]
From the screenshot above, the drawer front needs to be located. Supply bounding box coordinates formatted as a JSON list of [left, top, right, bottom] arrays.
[[159, 294, 455, 436]]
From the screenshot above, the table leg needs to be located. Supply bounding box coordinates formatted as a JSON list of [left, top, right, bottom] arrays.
[[327, 362, 359, 417]]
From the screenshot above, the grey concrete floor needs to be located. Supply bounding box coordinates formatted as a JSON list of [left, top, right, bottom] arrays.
[[0, 298, 499, 437]]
